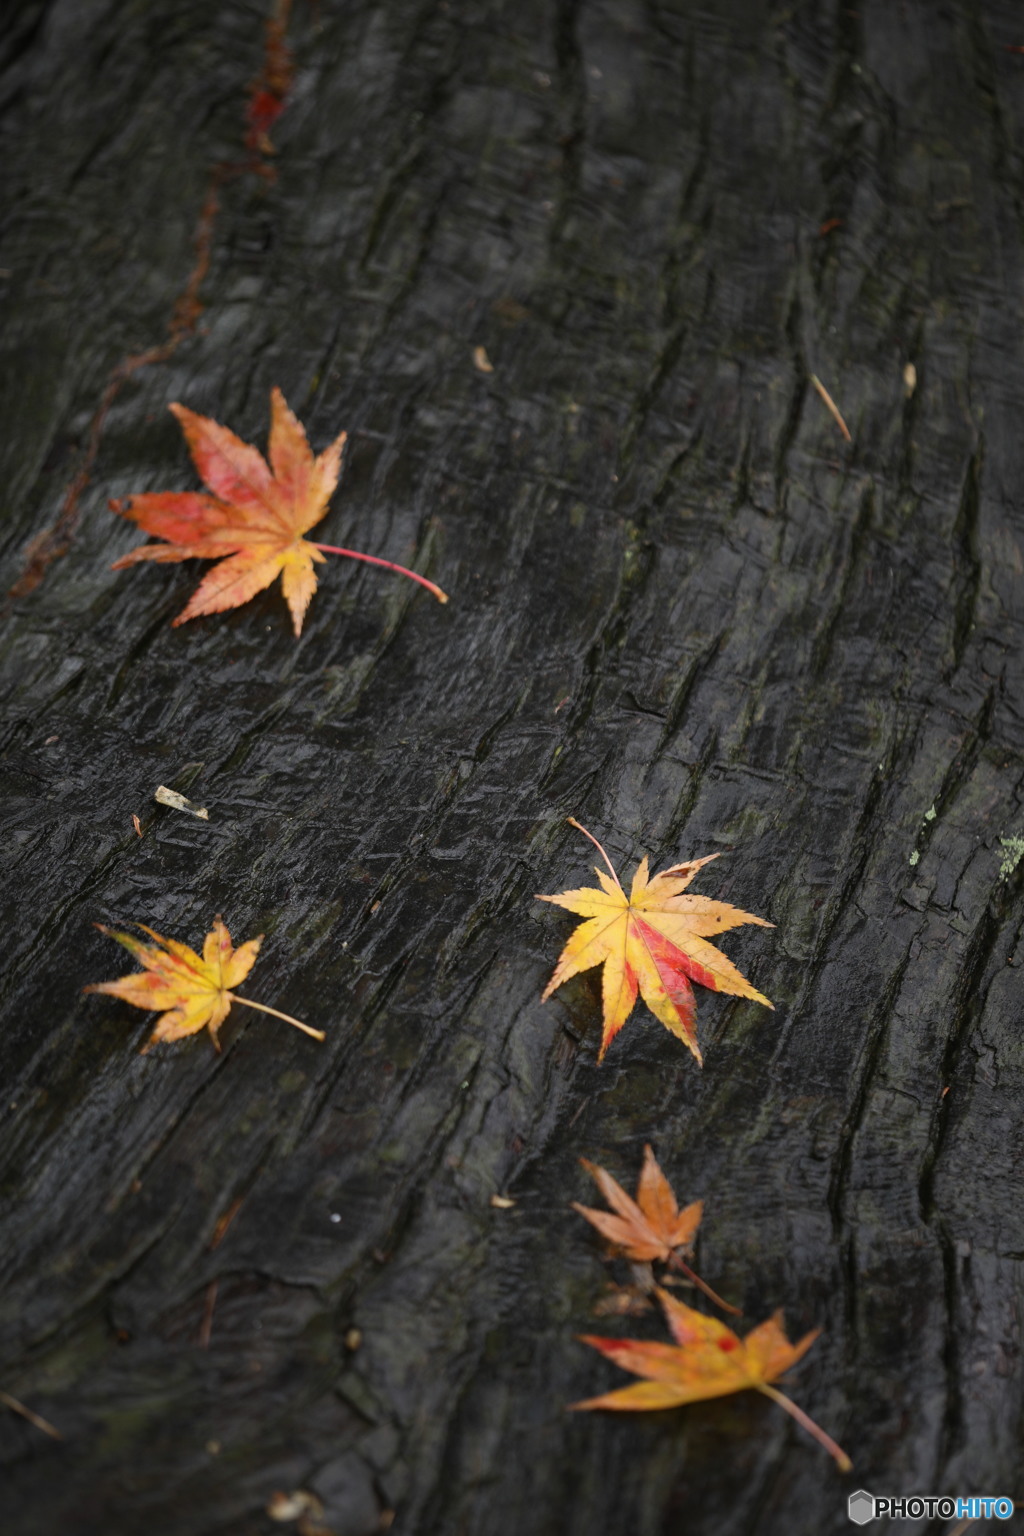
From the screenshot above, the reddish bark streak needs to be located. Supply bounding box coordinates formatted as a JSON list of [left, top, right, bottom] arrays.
[[9, 0, 297, 601], [198, 1279, 219, 1349], [246, 0, 294, 154], [210, 1195, 245, 1251]]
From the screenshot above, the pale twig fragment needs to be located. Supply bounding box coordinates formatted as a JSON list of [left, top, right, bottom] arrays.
[[809, 373, 852, 442], [473, 345, 494, 373], [155, 785, 209, 819], [0, 1390, 62, 1440]]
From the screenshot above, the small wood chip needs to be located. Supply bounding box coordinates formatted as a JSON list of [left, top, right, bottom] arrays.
[[472, 345, 494, 373], [154, 785, 208, 819], [267, 1490, 323, 1522], [131, 814, 142, 836], [591, 1281, 654, 1317], [490, 1194, 516, 1209], [903, 361, 917, 397]]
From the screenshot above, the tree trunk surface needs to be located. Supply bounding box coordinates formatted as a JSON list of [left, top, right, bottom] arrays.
[[2, 2, 1023, 1533]]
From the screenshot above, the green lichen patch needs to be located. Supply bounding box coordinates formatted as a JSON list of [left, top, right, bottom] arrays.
[[999, 836, 1024, 879]]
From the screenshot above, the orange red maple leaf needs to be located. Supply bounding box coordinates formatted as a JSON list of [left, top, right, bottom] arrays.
[[110, 388, 447, 636]]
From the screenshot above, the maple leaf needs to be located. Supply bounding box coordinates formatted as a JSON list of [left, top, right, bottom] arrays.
[[574, 1287, 851, 1471], [536, 818, 773, 1064], [84, 915, 324, 1050], [574, 1146, 740, 1314], [110, 388, 447, 637]]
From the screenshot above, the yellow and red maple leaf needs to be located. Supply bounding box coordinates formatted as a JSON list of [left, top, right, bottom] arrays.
[[575, 1287, 851, 1471], [84, 915, 323, 1050], [537, 819, 773, 1064], [110, 388, 446, 636]]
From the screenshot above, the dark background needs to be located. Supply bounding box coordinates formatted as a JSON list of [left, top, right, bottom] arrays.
[[1, 1, 1023, 1532]]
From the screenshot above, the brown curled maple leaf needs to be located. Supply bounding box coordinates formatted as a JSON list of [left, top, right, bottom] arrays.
[[574, 1146, 740, 1314], [110, 388, 447, 636], [537, 819, 773, 1064], [574, 1287, 851, 1472], [84, 915, 324, 1051]]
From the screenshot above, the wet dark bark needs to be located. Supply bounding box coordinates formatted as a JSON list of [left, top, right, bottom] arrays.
[[2, 2, 1024, 1533]]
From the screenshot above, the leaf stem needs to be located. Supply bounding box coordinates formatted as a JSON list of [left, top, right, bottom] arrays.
[[310, 544, 448, 604], [756, 1383, 852, 1471], [567, 817, 624, 892], [667, 1251, 742, 1316], [229, 993, 325, 1041]]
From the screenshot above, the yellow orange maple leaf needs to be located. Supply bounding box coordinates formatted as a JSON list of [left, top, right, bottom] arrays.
[[574, 1146, 702, 1263], [84, 915, 323, 1050], [575, 1287, 850, 1471], [537, 820, 773, 1063], [110, 388, 446, 636], [574, 1146, 739, 1313]]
